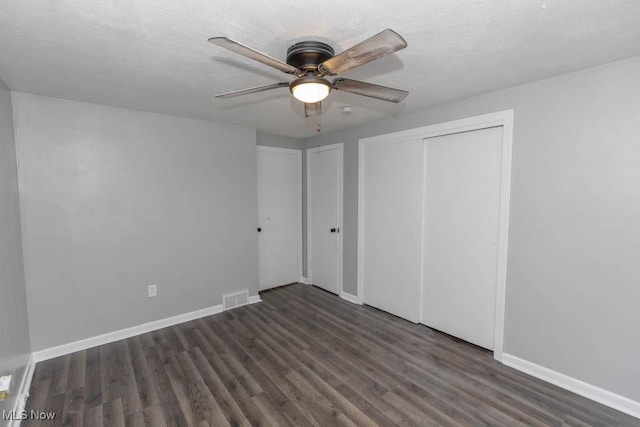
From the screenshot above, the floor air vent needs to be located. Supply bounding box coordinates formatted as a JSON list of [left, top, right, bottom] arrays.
[[223, 289, 249, 311]]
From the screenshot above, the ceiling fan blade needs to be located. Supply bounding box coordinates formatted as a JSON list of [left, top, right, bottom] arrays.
[[332, 78, 408, 103], [304, 102, 321, 118], [319, 29, 407, 75], [209, 37, 299, 74], [215, 82, 289, 98]]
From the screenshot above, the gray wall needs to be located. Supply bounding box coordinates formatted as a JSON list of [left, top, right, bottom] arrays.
[[0, 82, 30, 410], [13, 93, 259, 351], [257, 132, 302, 150], [303, 57, 640, 401]]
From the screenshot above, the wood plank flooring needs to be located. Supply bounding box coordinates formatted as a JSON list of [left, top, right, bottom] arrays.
[[24, 284, 639, 426]]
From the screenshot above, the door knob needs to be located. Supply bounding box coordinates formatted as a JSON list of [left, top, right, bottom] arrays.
[[330, 228, 339, 233], [257, 227, 262, 232]]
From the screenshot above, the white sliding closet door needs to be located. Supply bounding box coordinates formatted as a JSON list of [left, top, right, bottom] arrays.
[[359, 112, 513, 356], [360, 139, 424, 322], [257, 147, 301, 290], [421, 126, 503, 349]]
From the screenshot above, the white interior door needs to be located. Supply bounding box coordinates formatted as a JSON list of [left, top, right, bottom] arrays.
[[360, 139, 424, 322], [422, 126, 503, 349], [257, 146, 301, 291], [307, 143, 342, 294]]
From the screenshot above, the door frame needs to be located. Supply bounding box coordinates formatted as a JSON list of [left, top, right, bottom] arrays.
[[257, 145, 303, 286], [306, 142, 344, 296], [358, 110, 514, 361]]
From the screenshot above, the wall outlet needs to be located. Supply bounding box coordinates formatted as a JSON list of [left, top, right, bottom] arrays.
[[148, 285, 157, 297]]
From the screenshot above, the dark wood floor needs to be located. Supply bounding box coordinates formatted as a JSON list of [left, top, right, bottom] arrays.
[[25, 284, 638, 426]]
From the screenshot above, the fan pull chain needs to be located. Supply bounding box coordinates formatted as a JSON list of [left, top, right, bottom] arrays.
[[316, 101, 322, 133]]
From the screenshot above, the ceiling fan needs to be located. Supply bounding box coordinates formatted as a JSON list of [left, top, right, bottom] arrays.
[[208, 29, 409, 121]]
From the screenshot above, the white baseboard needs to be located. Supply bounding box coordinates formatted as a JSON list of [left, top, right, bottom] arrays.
[[8, 354, 36, 427], [502, 353, 640, 419], [32, 297, 261, 363], [340, 291, 360, 305], [299, 277, 310, 285]]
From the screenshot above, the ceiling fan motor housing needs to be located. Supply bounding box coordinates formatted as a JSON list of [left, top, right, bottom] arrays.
[[286, 41, 334, 71]]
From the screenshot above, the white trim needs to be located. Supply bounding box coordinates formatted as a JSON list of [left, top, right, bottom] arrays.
[[337, 144, 344, 297], [358, 110, 514, 359], [7, 355, 36, 427], [340, 292, 361, 305], [32, 297, 261, 362], [257, 146, 303, 288], [360, 111, 514, 144], [255, 145, 300, 155], [16, 354, 35, 403], [299, 276, 310, 285], [492, 110, 514, 361], [306, 143, 344, 296], [296, 149, 303, 284], [502, 354, 640, 419], [418, 139, 427, 323], [357, 140, 365, 305]]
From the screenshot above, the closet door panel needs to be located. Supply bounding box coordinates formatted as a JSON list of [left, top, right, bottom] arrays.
[[361, 139, 424, 322], [421, 126, 503, 349]]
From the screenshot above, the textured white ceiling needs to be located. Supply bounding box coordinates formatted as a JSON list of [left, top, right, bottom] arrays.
[[1, 0, 639, 138]]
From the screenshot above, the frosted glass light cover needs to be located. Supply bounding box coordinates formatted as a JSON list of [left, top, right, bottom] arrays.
[[292, 82, 331, 103]]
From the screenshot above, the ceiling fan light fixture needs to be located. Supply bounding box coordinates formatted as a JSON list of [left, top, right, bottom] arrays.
[[290, 76, 332, 103]]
